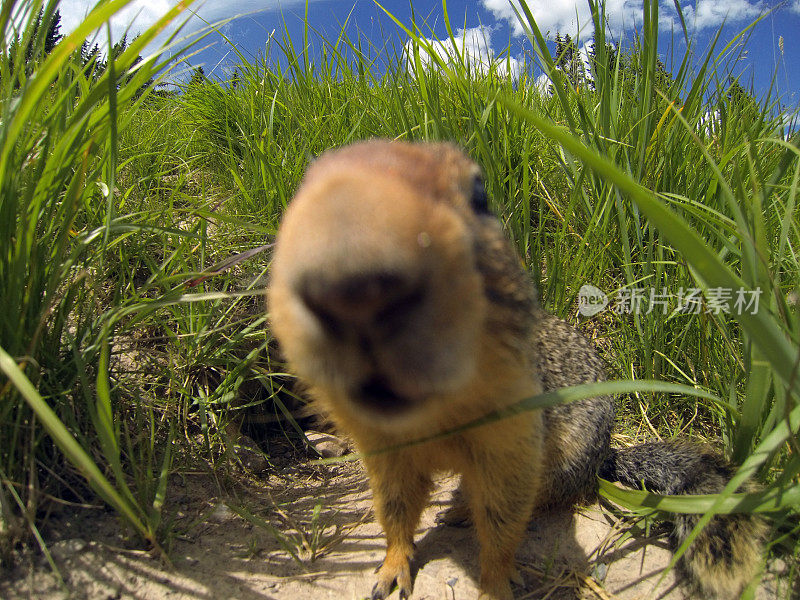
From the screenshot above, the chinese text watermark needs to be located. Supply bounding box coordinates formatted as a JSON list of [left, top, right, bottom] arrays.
[[578, 284, 762, 317]]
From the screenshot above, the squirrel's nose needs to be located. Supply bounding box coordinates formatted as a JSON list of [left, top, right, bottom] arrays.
[[299, 271, 423, 332]]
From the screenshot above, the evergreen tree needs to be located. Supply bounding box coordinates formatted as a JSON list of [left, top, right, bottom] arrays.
[[553, 34, 586, 90], [107, 34, 153, 96], [24, 10, 43, 65], [3, 9, 63, 86], [109, 33, 129, 62], [44, 9, 63, 54], [549, 31, 676, 103], [79, 40, 106, 80], [616, 49, 675, 100], [24, 9, 62, 63], [586, 39, 619, 90], [550, 33, 590, 92]]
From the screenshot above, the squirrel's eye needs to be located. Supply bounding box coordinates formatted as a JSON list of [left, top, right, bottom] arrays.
[[470, 175, 490, 215]]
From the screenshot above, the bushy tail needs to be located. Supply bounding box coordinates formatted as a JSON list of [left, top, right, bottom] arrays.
[[599, 440, 767, 599]]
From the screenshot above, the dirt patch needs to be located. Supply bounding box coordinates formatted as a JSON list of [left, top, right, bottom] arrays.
[[0, 449, 785, 600]]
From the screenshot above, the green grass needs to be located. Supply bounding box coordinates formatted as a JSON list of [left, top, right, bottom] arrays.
[[1, 0, 798, 594]]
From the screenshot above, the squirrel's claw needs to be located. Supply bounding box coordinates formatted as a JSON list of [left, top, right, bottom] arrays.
[[372, 557, 412, 600]]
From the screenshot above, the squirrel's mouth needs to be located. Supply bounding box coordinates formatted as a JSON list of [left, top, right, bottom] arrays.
[[354, 375, 416, 414]]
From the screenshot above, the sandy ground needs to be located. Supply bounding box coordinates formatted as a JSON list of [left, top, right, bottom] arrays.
[[0, 441, 788, 600]]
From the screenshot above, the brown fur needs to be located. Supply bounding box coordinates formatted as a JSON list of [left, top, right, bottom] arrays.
[[268, 140, 765, 600]]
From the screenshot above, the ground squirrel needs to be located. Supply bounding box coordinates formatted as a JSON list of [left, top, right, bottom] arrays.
[[268, 140, 766, 600]]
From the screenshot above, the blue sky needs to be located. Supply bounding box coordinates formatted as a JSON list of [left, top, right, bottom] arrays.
[[61, 1, 799, 109]]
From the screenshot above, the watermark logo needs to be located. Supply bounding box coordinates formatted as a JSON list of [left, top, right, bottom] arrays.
[[578, 285, 762, 316], [578, 284, 609, 317]]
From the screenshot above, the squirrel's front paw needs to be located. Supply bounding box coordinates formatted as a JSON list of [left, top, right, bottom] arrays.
[[371, 556, 412, 600]]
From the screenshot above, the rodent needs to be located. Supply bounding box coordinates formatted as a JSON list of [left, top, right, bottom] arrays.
[[267, 139, 766, 600]]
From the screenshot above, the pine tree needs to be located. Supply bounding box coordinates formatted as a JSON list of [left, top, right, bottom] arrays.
[[553, 33, 585, 90], [586, 39, 619, 91], [79, 40, 105, 80], [3, 9, 63, 85], [24, 10, 43, 65], [44, 9, 63, 54], [106, 34, 153, 96], [110, 33, 129, 62]]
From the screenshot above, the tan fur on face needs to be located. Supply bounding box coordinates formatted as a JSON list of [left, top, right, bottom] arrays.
[[269, 141, 498, 431]]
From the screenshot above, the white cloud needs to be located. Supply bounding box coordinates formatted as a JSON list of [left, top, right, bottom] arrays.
[[406, 25, 523, 80], [534, 71, 552, 94], [680, 0, 763, 30], [480, 0, 767, 38], [792, 0, 800, 14], [480, 0, 628, 38]]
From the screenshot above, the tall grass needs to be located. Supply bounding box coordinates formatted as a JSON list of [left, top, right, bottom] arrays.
[[0, 0, 798, 594], [505, 0, 798, 501], [0, 0, 205, 564]]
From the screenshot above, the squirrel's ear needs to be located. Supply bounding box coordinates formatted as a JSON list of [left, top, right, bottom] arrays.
[[470, 175, 491, 215]]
